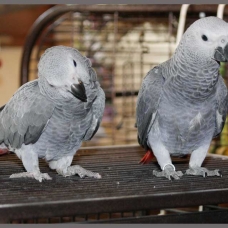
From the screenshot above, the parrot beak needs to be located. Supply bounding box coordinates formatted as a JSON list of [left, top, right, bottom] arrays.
[[70, 80, 87, 102], [214, 44, 228, 62]]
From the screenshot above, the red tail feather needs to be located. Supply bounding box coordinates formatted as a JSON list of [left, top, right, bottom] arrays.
[[139, 149, 154, 164], [0, 149, 9, 156]]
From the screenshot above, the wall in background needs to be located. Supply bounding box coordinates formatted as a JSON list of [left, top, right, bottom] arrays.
[[0, 5, 53, 105], [0, 47, 22, 105]]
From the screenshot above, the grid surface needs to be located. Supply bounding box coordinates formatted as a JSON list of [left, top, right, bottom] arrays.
[[0, 145, 228, 222]]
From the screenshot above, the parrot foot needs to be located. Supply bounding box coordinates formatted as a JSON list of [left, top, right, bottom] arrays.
[[153, 164, 183, 180], [10, 171, 52, 182], [185, 167, 221, 177], [60, 165, 101, 179]]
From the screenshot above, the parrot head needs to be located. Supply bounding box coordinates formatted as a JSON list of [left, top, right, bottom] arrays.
[[178, 16, 228, 64], [38, 46, 97, 102]]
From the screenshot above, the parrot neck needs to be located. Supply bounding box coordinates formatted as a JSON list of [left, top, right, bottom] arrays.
[[38, 77, 73, 104], [165, 55, 220, 100]]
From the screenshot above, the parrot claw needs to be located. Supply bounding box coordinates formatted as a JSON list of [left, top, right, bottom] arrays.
[[185, 167, 222, 177], [169, 175, 175, 181], [218, 170, 223, 177], [60, 165, 101, 179], [10, 171, 52, 182], [153, 164, 183, 180]]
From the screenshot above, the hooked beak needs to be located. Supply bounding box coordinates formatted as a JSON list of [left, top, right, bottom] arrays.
[[214, 44, 228, 62], [70, 80, 87, 102]]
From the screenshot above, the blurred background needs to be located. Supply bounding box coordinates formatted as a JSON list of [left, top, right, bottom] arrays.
[[1, 4, 228, 154]]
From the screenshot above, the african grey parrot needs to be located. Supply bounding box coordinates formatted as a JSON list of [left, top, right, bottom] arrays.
[[136, 17, 228, 180], [0, 46, 105, 182]]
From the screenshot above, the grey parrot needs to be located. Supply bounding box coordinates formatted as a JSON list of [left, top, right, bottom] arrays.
[[136, 17, 228, 180], [0, 46, 105, 182]]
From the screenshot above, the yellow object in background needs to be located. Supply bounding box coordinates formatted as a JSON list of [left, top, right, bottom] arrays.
[[0, 47, 21, 106]]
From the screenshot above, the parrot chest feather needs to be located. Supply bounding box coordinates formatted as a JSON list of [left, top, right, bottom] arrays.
[[33, 99, 93, 161], [189, 112, 203, 131], [155, 82, 217, 155]]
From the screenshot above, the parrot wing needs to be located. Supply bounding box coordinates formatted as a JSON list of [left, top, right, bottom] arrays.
[[0, 80, 55, 149], [83, 87, 105, 141], [136, 66, 165, 149], [213, 75, 228, 138]]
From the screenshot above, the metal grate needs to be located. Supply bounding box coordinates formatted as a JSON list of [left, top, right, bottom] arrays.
[[1, 145, 228, 223]]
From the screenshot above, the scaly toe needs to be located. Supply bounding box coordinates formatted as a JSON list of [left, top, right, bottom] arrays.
[[10, 172, 52, 182], [153, 169, 183, 180], [10, 172, 33, 179], [64, 165, 102, 179], [94, 173, 102, 179], [186, 167, 222, 177], [41, 173, 52, 180]]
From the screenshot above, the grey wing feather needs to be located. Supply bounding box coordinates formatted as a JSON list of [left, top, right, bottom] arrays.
[[136, 66, 165, 149], [0, 80, 55, 149], [83, 87, 105, 141], [213, 75, 228, 138]]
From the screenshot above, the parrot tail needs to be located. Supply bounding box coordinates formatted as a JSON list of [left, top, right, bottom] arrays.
[[0, 149, 9, 156], [139, 149, 154, 164]]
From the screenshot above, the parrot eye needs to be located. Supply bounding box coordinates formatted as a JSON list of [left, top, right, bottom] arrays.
[[73, 60, 77, 67], [201, 35, 208, 41]]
